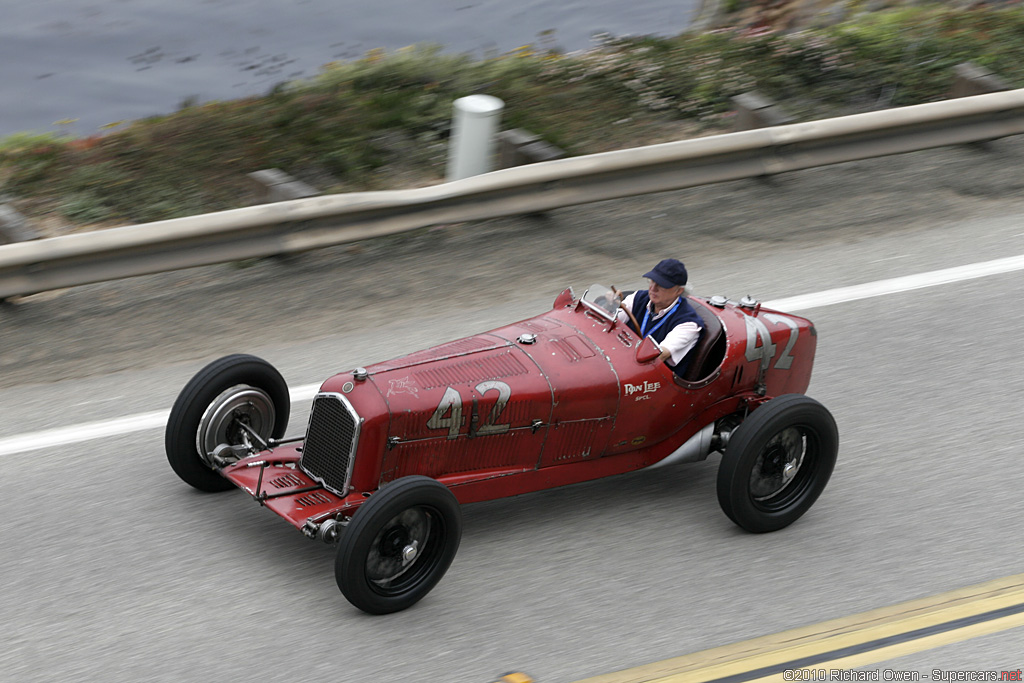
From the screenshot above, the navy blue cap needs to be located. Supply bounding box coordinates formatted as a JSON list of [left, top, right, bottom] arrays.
[[643, 259, 688, 288]]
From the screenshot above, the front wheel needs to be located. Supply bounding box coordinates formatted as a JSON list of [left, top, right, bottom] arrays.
[[717, 394, 838, 533], [336, 476, 462, 614], [165, 354, 290, 492]]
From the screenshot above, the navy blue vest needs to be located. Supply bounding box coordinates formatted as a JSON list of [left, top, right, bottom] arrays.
[[630, 291, 704, 376]]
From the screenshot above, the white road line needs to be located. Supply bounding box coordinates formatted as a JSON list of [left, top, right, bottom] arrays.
[[763, 253, 1024, 312], [3, 252, 1024, 457], [0, 385, 320, 457], [0, 410, 171, 456]]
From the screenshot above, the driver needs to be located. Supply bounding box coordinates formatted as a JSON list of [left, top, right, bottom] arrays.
[[615, 258, 704, 377]]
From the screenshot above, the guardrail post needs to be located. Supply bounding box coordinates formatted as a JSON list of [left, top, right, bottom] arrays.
[[497, 129, 566, 169], [447, 95, 504, 181], [247, 169, 321, 204], [732, 91, 794, 130], [951, 63, 1010, 98]]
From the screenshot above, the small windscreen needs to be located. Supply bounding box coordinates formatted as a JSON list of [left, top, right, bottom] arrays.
[[581, 284, 620, 320]]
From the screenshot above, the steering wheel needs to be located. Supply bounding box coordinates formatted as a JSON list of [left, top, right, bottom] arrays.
[[612, 287, 642, 335]]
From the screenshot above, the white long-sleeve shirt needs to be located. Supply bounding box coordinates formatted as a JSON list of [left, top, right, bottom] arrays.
[[616, 292, 701, 368]]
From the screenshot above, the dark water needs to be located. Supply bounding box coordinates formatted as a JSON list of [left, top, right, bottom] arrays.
[[0, 0, 698, 138]]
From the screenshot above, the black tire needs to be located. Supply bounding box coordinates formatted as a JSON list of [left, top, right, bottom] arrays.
[[717, 394, 838, 533], [336, 476, 462, 614], [165, 354, 290, 492]]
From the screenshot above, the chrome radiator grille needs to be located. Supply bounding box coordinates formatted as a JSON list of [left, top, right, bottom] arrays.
[[299, 393, 360, 496]]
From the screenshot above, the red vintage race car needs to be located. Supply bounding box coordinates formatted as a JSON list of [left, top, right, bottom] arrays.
[[166, 285, 838, 614]]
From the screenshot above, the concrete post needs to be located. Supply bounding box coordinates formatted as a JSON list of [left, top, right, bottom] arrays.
[[951, 62, 1009, 98], [0, 205, 40, 245], [497, 129, 566, 169], [446, 95, 504, 181], [247, 169, 320, 204], [732, 91, 794, 131]]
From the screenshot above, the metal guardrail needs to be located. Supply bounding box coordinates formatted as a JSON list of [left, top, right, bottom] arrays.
[[1, 89, 1023, 299]]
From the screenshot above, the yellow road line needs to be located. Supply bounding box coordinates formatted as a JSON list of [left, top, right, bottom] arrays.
[[573, 573, 1024, 683], [742, 611, 1024, 682]]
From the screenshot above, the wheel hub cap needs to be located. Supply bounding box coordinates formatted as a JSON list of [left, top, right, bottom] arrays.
[[402, 541, 419, 563], [196, 385, 276, 463]]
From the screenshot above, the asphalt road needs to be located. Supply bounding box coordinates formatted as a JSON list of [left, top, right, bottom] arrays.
[[3, 137, 1024, 681]]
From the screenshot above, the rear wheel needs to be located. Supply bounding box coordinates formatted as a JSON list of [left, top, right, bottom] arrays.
[[717, 394, 838, 533], [165, 354, 290, 492], [336, 476, 462, 614]]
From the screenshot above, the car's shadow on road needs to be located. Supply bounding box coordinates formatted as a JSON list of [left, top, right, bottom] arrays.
[[191, 456, 725, 550], [459, 457, 723, 537], [170, 456, 733, 619]]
